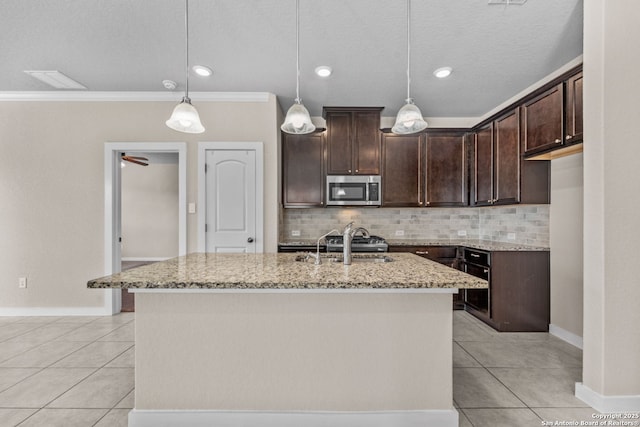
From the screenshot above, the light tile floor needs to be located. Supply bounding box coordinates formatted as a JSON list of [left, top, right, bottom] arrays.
[[0, 311, 637, 426]]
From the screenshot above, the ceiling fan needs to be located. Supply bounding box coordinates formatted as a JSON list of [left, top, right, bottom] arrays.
[[121, 153, 149, 167]]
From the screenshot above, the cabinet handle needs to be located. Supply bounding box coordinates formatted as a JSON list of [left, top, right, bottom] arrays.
[[487, 199, 492, 203], [554, 138, 561, 143], [566, 135, 573, 140], [416, 251, 429, 255], [348, 169, 352, 173], [426, 201, 430, 206], [419, 201, 423, 205], [470, 253, 480, 258], [483, 269, 489, 274], [355, 169, 359, 173]]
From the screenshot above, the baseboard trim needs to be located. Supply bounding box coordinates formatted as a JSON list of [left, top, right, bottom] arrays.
[[549, 324, 584, 349], [122, 257, 171, 262], [128, 409, 459, 427], [575, 382, 640, 413], [0, 306, 112, 317]]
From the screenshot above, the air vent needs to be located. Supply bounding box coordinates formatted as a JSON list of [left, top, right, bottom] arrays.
[[24, 70, 87, 89], [488, 0, 527, 4]]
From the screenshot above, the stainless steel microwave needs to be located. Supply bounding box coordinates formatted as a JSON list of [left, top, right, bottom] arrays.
[[326, 175, 381, 206]]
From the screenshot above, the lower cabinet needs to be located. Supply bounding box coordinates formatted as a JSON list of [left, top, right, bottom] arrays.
[[462, 249, 550, 332], [388, 245, 463, 309]]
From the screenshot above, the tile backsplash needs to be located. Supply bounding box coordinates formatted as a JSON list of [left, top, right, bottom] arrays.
[[281, 205, 549, 247]]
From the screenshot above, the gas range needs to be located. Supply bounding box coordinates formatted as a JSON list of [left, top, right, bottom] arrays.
[[325, 235, 389, 253]]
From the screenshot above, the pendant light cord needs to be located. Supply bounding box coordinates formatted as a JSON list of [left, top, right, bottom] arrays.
[[406, 0, 411, 101], [295, 0, 301, 103], [185, 0, 190, 98]]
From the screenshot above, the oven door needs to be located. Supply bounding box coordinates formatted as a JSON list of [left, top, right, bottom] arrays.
[[462, 262, 490, 316]]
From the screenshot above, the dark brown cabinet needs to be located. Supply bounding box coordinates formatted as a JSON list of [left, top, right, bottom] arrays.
[[522, 83, 564, 155], [282, 132, 325, 208], [323, 107, 383, 175], [425, 132, 468, 207], [565, 71, 583, 143], [462, 248, 550, 332], [381, 133, 424, 207], [472, 109, 549, 206]]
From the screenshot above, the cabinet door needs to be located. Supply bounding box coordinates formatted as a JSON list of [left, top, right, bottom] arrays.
[[473, 124, 493, 206], [425, 132, 467, 207], [494, 110, 520, 204], [353, 111, 381, 175], [282, 133, 325, 208], [381, 133, 423, 207], [565, 71, 583, 143], [522, 84, 563, 155], [326, 112, 352, 174]]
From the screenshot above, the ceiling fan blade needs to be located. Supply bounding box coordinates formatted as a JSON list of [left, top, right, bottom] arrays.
[[123, 158, 149, 166]]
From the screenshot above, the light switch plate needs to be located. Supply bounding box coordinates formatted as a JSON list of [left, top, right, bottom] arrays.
[[188, 203, 196, 214]]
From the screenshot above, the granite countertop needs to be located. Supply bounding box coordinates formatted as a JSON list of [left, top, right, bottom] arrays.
[[279, 239, 549, 252], [87, 252, 487, 290]]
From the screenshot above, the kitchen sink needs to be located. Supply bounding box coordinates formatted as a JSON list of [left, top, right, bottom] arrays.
[[295, 253, 394, 263]]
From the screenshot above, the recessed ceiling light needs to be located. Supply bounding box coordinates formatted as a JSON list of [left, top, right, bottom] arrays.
[[315, 66, 333, 78], [433, 67, 453, 79], [192, 65, 213, 77], [24, 70, 87, 89]]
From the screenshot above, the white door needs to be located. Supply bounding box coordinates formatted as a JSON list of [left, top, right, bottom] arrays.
[[205, 149, 257, 253]]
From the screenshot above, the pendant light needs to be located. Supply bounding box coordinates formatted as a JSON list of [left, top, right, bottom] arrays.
[[392, 0, 428, 135], [281, 0, 316, 134], [166, 0, 205, 134]]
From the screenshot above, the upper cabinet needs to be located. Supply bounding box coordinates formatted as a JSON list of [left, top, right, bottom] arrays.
[[323, 107, 383, 175], [522, 83, 564, 155], [282, 131, 326, 208], [565, 71, 583, 143], [472, 109, 550, 206], [424, 131, 468, 207], [524, 68, 583, 159], [381, 132, 424, 207]]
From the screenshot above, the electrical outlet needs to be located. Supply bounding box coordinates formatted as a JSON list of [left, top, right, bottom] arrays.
[[395, 230, 405, 237], [291, 230, 301, 237], [457, 230, 467, 237], [507, 232, 516, 240], [19, 277, 27, 289]]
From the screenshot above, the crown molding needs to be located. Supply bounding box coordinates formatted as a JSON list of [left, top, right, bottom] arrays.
[[0, 91, 271, 102]]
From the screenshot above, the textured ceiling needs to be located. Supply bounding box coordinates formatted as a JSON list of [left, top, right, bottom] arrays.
[[0, 0, 583, 117]]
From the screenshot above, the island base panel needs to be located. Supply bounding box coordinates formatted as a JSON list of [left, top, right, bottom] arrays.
[[133, 292, 455, 424]]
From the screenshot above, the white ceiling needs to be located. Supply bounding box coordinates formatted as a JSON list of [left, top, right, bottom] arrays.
[[0, 0, 583, 118]]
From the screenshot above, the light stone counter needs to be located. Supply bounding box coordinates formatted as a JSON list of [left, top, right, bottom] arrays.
[[88, 252, 480, 427], [87, 252, 487, 291]]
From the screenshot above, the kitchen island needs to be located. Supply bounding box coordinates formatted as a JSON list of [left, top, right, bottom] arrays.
[[88, 252, 487, 427]]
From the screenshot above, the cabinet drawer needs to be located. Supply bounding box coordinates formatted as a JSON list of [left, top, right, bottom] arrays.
[[463, 248, 490, 266]]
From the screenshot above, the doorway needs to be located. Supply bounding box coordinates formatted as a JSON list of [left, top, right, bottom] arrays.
[[104, 142, 187, 314], [197, 142, 264, 253]]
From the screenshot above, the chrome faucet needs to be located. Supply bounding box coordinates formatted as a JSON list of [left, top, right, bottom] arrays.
[[307, 229, 339, 265], [342, 221, 370, 265]]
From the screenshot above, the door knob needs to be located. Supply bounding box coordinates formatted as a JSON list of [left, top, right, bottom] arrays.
[[247, 237, 254, 243]]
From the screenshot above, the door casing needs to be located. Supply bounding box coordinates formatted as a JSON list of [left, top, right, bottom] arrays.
[[104, 142, 187, 314]]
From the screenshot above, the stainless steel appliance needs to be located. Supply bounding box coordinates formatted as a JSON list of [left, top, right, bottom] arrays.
[[326, 175, 381, 206], [325, 235, 388, 253]]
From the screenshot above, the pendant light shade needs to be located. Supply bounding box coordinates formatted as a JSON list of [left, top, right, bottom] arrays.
[[166, 0, 205, 134], [281, 99, 315, 134], [392, 0, 428, 135], [281, 0, 315, 134], [166, 96, 205, 133], [392, 99, 428, 134]]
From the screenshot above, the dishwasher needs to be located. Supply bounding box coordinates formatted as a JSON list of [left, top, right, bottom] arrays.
[[460, 248, 490, 317]]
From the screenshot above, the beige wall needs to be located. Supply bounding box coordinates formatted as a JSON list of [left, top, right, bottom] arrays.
[[0, 96, 279, 310], [550, 154, 584, 340], [121, 154, 179, 259], [583, 0, 640, 400]]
